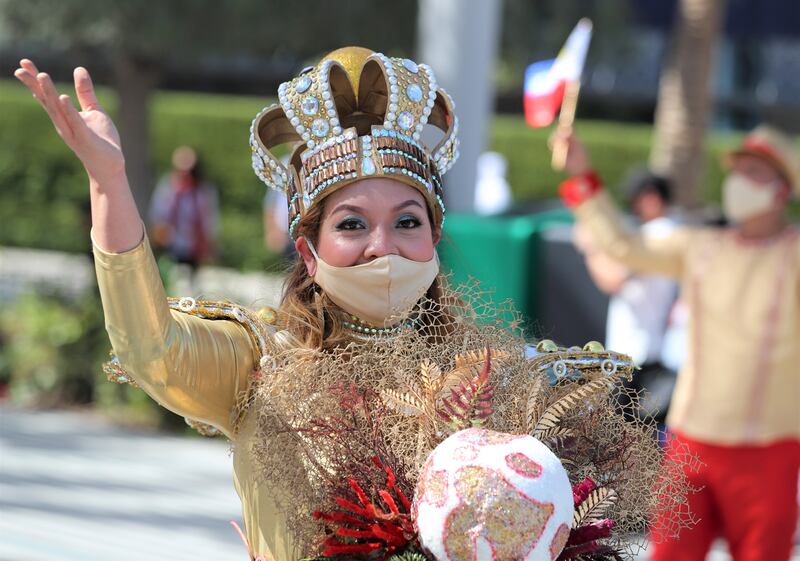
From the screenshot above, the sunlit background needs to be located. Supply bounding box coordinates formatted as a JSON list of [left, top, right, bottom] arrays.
[[0, 1, 798, 560]]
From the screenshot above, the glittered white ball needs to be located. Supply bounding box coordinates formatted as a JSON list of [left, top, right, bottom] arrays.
[[413, 428, 573, 561]]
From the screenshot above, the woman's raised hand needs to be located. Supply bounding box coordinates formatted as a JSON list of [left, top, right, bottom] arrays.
[[14, 59, 143, 252], [14, 59, 125, 184]]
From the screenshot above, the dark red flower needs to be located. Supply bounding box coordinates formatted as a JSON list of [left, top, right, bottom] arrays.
[[313, 457, 416, 560]]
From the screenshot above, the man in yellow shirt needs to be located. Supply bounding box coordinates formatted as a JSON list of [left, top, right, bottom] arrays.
[[555, 125, 800, 561]]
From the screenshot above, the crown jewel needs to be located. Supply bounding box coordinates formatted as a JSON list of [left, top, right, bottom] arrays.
[[248, 47, 460, 238]]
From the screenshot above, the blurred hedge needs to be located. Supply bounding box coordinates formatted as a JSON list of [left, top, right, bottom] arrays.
[[1, 79, 746, 271], [0, 290, 106, 406], [0, 287, 199, 432]]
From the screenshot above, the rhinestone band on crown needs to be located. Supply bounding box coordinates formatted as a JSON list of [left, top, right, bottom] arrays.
[[248, 48, 460, 239]]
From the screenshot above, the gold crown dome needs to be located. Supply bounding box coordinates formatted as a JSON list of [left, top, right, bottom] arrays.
[[249, 46, 460, 238]]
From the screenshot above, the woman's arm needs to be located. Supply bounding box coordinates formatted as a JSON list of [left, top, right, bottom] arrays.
[[552, 129, 692, 279], [16, 61, 256, 436], [15, 60, 142, 252], [94, 234, 257, 437]]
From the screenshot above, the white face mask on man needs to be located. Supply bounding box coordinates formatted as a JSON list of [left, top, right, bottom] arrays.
[[721, 172, 779, 224], [306, 241, 439, 327]]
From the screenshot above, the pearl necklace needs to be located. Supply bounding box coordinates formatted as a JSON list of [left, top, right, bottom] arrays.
[[342, 315, 415, 336]]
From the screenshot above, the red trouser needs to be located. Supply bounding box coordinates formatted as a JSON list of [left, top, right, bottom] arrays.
[[650, 432, 800, 561]]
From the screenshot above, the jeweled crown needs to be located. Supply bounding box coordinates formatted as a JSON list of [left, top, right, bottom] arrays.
[[249, 46, 460, 238]]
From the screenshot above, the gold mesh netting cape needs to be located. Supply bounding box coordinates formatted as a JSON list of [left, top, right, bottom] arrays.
[[95, 233, 694, 561]]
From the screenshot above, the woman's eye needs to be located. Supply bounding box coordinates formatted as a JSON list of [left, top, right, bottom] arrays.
[[397, 215, 422, 229], [335, 217, 366, 230]]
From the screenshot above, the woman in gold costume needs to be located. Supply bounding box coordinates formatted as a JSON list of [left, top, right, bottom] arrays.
[[15, 47, 692, 561]]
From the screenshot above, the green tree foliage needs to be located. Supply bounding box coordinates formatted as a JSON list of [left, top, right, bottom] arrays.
[[1, 0, 419, 69]]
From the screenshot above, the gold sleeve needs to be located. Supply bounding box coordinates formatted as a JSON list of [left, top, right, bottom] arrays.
[[92, 232, 257, 438], [574, 191, 693, 279]]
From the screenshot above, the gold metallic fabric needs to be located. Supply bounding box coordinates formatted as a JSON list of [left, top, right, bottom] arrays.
[[93, 232, 294, 559], [93, 233, 257, 438]]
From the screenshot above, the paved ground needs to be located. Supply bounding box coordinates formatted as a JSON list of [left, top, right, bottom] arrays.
[[0, 405, 245, 561]]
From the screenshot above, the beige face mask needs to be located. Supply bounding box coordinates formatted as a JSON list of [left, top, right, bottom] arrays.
[[307, 241, 440, 327], [722, 172, 778, 224]]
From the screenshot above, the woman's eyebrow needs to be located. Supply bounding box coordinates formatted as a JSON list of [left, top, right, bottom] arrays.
[[329, 204, 366, 215], [393, 200, 424, 211], [329, 200, 424, 215]]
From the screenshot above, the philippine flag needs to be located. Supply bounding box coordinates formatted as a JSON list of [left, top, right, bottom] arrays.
[[524, 19, 593, 128]]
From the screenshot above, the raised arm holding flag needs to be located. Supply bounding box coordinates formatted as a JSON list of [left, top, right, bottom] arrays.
[[523, 18, 592, 170]]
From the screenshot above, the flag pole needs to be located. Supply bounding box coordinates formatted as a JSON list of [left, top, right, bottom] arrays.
[[551, 79, 582, 171]]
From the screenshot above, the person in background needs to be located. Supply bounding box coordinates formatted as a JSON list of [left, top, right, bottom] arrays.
[[554, 124, 800, 561], [149, 146, 219, 272], [574, 170, 679, 425]]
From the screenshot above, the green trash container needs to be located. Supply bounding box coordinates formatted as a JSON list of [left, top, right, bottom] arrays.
[[438, 208, 574, 331]]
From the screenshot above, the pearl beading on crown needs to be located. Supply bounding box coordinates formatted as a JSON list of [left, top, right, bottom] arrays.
[[248, 49, 460, 238]]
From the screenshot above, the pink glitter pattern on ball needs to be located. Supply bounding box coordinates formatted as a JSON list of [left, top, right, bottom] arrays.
[[505, 452, 544, 479], [443, 465, 554, 561], [451, 444, 481, 462], [458, 429, 521, 447], [419, 469, 450, 508], [550, 523, 570, 560]]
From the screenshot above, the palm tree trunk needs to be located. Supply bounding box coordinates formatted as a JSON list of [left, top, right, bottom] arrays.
[[112, 55, 160, 214], [650, 0, 727, 209]]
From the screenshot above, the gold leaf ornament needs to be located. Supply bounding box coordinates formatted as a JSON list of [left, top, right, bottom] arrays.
[[380, 387, 425, 416], [533, 377, 615, 437], [573, 486, 619, 528]]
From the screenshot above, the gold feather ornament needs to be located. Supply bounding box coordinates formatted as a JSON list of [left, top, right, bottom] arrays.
[[242, 281, 696, 560]]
